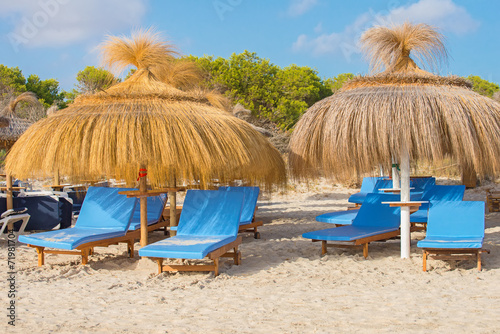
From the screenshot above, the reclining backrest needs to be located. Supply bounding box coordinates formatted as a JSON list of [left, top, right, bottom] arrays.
[[75, 187, 137, 231], [218, 186, 259, 224], [354, 193, 401, 228], [411, 177, 436, 191], [420, 185, 465, 211], [177, 190, 244, 237], [423, 185, 465, 201], [427, 201, 484, 239], [360, 177, 384, 193], [373, 179, 393, 193], [132, 193, 167, 221]]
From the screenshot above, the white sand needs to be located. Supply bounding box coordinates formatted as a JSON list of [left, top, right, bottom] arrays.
[[1, 179, 499, 333]]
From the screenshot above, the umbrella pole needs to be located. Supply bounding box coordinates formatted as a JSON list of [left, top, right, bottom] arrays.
[[392, 157, 400, 189], [400, 149, 411, 259], [54, 169, 60, 186], [169, 175, 177, 237], [6, 173, 13, 230], [139, 166, 148, 247]]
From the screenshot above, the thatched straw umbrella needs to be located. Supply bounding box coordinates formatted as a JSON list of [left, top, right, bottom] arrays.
[[1, 92, 39, 214], [5, 30, 286, 246], [289, 23, 500, 258]]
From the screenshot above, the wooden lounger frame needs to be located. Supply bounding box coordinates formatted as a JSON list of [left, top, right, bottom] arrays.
[[422, 248, 490, 271], [238, 207, 262, 239], [27, 232, 137, 266], [150, 236, 242, 277], [312, 230, 401, 259], [27, 207, 173, 267]]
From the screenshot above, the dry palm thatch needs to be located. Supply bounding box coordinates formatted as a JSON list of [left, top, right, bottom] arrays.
[[6, 30, 286, 189], [289, 23, 500, 181], [0, 92, 41, 147]]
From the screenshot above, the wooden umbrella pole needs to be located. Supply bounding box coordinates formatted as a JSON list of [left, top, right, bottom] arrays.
[[6, 173, 13, 230], [169, 174, 177, 237], [139, 166, 148, 247], [400, 149, 411, 259], [54, 169, 60, 186]]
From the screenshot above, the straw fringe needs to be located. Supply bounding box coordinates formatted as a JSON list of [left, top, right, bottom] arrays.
[[290, 84, 500, 181]]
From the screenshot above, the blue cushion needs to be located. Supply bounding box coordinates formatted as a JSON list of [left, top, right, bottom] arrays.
[[139, 190, 244, 260], [18, 187, 138, 249], [18, 228, 125, 250], [411, 177, 436, 191], [138, 235, 236, 259], [417, 201, 484, 249], [75, 187, 137, 231], [316, 209, 359, 225], [416, 237, 483, 249], [128, 194, 167, 230], [348, 177, 389, 204], [219, 186, 259, 224], [177, 190, 244, 237], [303, 225, 399, 241], [410, 185, 465, 223], [353, 193, 401, 227], [303, 193, 401, 241]]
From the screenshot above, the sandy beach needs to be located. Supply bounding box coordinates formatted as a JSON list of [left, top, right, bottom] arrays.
[[1, 179, 499, 334]]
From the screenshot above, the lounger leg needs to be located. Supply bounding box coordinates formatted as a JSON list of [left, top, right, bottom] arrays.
[[127, 240, 134, 258], [35, 247, 45, 266], [233, 246, 241, 265], [214, 258, 219, 277], [362, 243, 368, 259], [477, 251, 481, 271], [157, 259, 163, 274], [81, 249, 89, 265], [321, 241, 327, 255], [422, 250, 427, 272]]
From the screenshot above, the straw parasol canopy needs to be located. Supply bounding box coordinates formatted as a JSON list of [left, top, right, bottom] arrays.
[[5, 30, 286, 244], [289, 23, 500, 258], [290, 23, 500, 181], [0, 92, 39, 140], [6, 30, 286, 188]]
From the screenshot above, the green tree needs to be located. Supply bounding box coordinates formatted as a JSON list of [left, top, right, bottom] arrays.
[[75, 66, 120, 94], [189, 51, 332, 130], [466, 75, 500, 98], [0, 65, 26, 93], [0, 64, 65, 109], [324, 73, 354, 93], [26, 74, 65, 108]]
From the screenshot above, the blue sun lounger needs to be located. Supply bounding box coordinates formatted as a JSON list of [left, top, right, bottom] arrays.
[[417, 201, 489, 271], [348, 177, 391, 205], [139, 190, 244, 276], [304, 193, 401, 258], [128, 193, 168, 232], [19, 187, 138, 266], [410, 185, 465, 226], [219, 186, 262, 239], [318, 191, 422, 226], [410, 177, 435, 192]]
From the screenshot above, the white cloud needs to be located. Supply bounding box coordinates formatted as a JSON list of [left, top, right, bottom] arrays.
[[292, 0, 479, 59], [1, 0, 148, 51], [314, 22, 323, 34], [383, 0, 480, 35], [287, 0, 318, 17]]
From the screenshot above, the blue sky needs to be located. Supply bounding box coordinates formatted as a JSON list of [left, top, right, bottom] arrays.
[[0, 0, 498, 91]]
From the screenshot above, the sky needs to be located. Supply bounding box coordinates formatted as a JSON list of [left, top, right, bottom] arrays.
[[0, 0, 498, 91]]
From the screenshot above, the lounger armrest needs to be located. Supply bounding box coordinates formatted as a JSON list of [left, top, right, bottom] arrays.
[[382, 201, 428, 208], [1, 207, 28, 218]]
